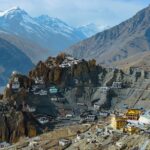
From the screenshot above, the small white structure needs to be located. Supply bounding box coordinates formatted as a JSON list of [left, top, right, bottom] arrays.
[[76, 134, 84, 141], [86, 115, 96, 122], [116, 142, 125, 148], [59, 139, 71, 147], [99, 112, 109, 117], [12, 82, 20, 90], [127, 120, 139, 126], [33, 90, 47, 96], [33, 91, 39, 95], [49, 86, 58, 94], [29, 141, 38, 148], [39, 90, 47, 96], [59, 62, 71, 68], [27, 105, 36, 112], [12, 71, 18, 76], [77, 103, 86, 106], [14, 77, 19, 82], [139, 111, 150, 125], [34, 77, 44, 84], [66, 114, 73, 118], [74, 79, 79, 84], [6, 84, 11, 89], [112, 82, 122, 89], [94, 103, 101, 110], [100, 87, 110, 93], [37, 117, 49, 124], [66, 56, 74, 61], [59, 56, 80, 68], [51, 97, 58, 102], [0, 142, 10, 148], [31, 85, 39, 92]]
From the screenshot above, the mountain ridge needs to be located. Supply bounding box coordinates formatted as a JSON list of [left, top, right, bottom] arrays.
[[0, 7, 105, 63], [65, 5, 150, 64]]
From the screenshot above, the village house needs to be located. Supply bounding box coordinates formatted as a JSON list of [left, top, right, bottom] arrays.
[[100, 87, 110, 93], [116, 142, 126, 149], [77, 102, 86, 106], [27, 106, 36, 112], [86, 115, 97, 122], [94, 102, 101, 111], [125, 109, 142, 120], [99, 111, 110, 117], [111, 114, 127, 130], [57, 97, 66, 103], [50, 96, 58, 102], [6, 83, 11, 89], [144, 71, 150, 79], [14, 77, 19, 82], [49, 86, 58, 94], [74, 79, 79, 85], [59, 55, 81, 68], [112, 82, 122, 89], [31, 85, 39, 92], [34, 77, 44, 84], [39, 90, 47, 96], [75, 131, 84, 142], [66, 114, 73, 118], [124, 125, 139, 135], [22, 104, 36, 112], [0, 142, 10, 148], [12, 81, 20, 90], [59, 139, 71, 147], [12, 70, 18, 76], [37, 116, 49, 124]]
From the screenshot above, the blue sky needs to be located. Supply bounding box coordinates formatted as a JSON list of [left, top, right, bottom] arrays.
[[0, 0, 149, 27]]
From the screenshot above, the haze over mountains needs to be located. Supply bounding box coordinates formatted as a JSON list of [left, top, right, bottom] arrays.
[[0, 38, 34, 85], [66, 5, 150, 65], [0, 7, 104, 86], [0, 7, 104, 63], [2, 4, 150, 86]]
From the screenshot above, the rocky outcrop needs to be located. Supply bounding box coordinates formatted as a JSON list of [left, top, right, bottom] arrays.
[[29, 54, 100, 87], [0, 107, 38, 143]]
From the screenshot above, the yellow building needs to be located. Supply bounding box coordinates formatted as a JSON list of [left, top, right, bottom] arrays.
[[126, 109, 142, 120], [111, 115, 127, 130], [124, 126, 139, 135]]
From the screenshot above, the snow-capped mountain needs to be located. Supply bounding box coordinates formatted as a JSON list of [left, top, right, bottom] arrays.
[[0, 7, 107, 63], [35, 15, 76, 38], [78, 23, 110, 37], [0, 7, 109, 87]]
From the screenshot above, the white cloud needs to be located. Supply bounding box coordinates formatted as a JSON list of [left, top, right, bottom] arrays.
[[0, 0, 149, 26]]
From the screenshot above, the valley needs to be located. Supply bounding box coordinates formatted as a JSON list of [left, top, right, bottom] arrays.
[[0, 53, 150, 149]]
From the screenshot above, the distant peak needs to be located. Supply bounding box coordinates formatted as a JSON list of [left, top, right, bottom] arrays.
[[4, 6, 23, 13], [0, 6, 27, 17]]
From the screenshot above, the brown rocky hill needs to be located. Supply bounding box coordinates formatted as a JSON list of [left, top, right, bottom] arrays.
[[1, 53, 150, 143], [114, 52, 150, 71], [65, 5, 150, 64]]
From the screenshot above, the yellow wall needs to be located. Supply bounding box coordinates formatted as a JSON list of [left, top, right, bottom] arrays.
[[111, 116, 127, 129]]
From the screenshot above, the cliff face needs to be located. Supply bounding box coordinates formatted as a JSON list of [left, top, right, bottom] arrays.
[[29, 54, 100, 88], [0, 108, 37, 143]]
